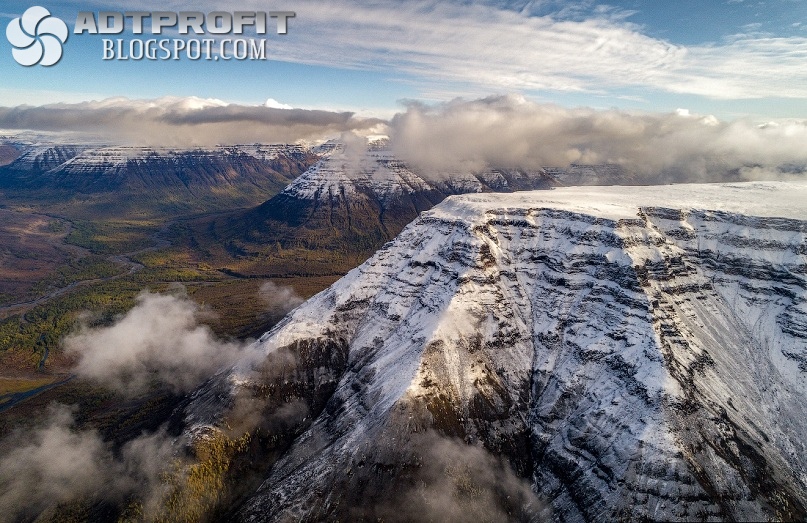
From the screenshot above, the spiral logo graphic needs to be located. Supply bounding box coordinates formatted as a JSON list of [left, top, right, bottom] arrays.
[[6, 6, 68, 66]]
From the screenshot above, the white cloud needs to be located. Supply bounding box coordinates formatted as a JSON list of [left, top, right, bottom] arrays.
[[63, 290, 248, 395], [0, 404, 176, 520], [265, 98, 294, 110], [249, 0, 807, 101], [389, 95, 807, 180], [23, 1, 807, 103], [258, 281, 304, 320], [62, 286, 311, 396]]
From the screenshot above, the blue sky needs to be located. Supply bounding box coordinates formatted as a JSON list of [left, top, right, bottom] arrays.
[[1, 0, 806, 119]]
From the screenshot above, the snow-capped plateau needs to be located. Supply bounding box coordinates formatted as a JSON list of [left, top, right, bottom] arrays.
[[278, 140, 562, 203], [51, 145, 308, 176], [183, 180, 807, 521], [280, 144, 434, 202]]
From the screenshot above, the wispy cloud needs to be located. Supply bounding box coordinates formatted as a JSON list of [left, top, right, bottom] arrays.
[[241, 0, 807, 101], [63, 290, 255, 395], [5, 1, 806, 106], [0, 404, 176, 520]]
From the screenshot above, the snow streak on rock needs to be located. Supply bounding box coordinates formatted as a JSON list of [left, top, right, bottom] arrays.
[[187, 181, 807, 522]]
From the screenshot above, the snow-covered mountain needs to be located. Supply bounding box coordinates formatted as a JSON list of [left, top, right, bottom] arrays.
[[0, 144, 319, 214], [4, 144, 313, 178], [183, 181, 807, 521], [277, 138, 566, 203], [281, 142, 435, 203], [8, 144, 92, 172], [216, 139, 561, 274]]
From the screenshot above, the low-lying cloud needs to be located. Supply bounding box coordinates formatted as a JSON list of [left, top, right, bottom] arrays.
[[0, 286, 311, 521], [3, 94, 807, 184], [258, 281, 305, 323], [63, 290, 250, 396], [63, 284, 306, 397], [0, 404, 176, 521], [0, 96, 383, 146], [369, 432, 545, 522], [389, 95, 807, 182]]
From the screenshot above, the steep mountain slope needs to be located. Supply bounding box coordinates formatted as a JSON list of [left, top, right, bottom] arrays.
[[183, 181, 807, 522], [226, 143, 448, 251]]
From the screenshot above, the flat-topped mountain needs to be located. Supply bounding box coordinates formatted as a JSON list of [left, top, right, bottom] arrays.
[[0, 144, 319, 216], [181, 181, 807, 522]]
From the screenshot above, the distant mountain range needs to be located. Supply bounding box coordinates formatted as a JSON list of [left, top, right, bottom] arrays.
[[0, 143, 319, 216], [0, 136, 641, 272], [0, 135, 647, 285], [191, 139, 636, 277]]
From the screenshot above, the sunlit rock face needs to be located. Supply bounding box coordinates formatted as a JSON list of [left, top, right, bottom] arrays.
[[186, 181, 807, 522]]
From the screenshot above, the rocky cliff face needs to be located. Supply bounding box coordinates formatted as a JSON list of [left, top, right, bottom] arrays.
[[7, 144, 91, 173], [182, 181, 807, 521]]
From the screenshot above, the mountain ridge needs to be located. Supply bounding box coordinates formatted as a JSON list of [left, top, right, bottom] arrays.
[[0, 144, 320, 218], [196, 140, 572, 277]]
